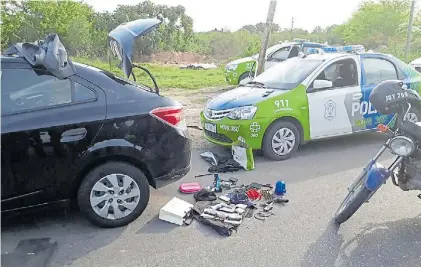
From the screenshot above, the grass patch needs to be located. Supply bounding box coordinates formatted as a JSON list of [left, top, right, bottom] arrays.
[[74, 58, 227, 90]]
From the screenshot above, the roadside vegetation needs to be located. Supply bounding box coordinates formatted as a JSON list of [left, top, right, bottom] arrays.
[[2, 0, 421, 89], [75, 58, 227, 90]]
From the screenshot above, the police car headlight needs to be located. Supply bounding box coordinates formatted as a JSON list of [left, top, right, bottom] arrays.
[[225, 64, 238, 71], [227, 106, 257, 120], [389, 136, 415, 156]]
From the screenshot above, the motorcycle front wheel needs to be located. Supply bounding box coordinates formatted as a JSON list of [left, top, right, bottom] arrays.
[[334, 175, 371, 224]]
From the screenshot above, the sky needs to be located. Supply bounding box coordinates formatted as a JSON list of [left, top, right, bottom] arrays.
[[85, 0, 364, 32]]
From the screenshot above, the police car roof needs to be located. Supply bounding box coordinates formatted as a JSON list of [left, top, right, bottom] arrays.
[[305, 53, 353, 60]]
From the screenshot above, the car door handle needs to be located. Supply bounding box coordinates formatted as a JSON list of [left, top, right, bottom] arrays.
[[61, 128, 87, 143], [353, 92, 363, 100]]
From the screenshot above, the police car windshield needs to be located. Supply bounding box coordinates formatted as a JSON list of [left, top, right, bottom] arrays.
[[253, 57, 323, 90], [253, 44, 286, 58]]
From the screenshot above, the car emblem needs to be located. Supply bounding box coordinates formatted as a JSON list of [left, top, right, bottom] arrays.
[[324, 100, 336, 120]]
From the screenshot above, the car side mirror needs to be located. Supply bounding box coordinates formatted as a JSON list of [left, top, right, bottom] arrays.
[[312, 79, 333, 91]]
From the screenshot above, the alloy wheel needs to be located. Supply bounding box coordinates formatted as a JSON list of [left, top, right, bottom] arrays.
[[271, 128, 296, 156], [90, 173, 140, 220]]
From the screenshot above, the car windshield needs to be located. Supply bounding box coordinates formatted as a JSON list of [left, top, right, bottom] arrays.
[[250, 57, 323, 90], [253, 44, 287, 58]]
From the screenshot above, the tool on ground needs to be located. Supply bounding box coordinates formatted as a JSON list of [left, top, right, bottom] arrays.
[[195, 173, 213, 178], [272, 197, 289, 204], [213, 173, 222, 192], [249, 182, 273, 189], [219, 206, 236, 213], [254, 211, 274, 221], [220, 177, 239, 189], [274, 180, 286, 196], [260, 189, 273, 201]]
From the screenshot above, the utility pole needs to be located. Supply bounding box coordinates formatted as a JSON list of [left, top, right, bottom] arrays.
[[405, 0, 416, 60], [256, 0, 277, 76], [290, 17, 294, 40]]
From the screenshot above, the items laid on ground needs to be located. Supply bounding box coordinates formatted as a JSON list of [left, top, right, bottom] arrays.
[[159, 147, 287, 236], [160, 172, 289, 236], [159, 197, 194, 226], [199, 141, 254, 174]]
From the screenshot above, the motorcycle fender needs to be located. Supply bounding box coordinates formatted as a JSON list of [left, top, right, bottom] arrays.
[[365, 163, 391, 191]]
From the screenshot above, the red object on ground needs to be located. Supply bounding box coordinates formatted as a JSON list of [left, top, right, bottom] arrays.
[[179, 182, 201, 193], [246, 189, 261, 200]]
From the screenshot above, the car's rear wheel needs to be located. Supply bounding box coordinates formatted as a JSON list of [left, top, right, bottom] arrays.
[[77, 161, 150, 228], [262, 120, 300, 161]]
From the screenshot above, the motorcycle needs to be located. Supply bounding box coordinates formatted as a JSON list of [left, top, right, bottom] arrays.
[[335, 80, 421, 224]]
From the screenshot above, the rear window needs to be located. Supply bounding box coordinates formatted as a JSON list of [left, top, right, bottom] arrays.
[[102, 71, 151, 92]]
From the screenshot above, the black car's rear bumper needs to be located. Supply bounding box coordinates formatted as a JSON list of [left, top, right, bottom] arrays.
[[155, 164, 191, 188]]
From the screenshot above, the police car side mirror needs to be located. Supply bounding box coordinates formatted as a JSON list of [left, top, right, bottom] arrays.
[[312, 80, 333, 91]]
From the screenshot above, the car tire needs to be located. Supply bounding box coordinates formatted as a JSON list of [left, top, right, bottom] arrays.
[[77, 161, 150, 228], [238, 72, 251, 84], [262, 120, 300, 161]]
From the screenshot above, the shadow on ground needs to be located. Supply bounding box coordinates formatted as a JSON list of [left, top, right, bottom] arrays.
[[301, 215, 421, 267], [1, 208, 125, 267]]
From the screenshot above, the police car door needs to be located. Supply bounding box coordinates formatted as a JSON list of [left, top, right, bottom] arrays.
[[360, 55, 403, 129], [307, 56, 362, 139]]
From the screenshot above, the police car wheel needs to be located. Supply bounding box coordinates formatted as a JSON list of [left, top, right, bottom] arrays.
[[262, 120, 300, 161]]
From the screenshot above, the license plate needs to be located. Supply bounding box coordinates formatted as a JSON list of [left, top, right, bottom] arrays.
[[204, 123, 217, 133]]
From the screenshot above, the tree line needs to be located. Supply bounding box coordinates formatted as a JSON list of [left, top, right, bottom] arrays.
[[1, 0, 421, 62]]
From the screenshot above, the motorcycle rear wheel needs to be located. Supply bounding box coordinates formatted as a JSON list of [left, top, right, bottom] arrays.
[[334, 180, 371, 224]]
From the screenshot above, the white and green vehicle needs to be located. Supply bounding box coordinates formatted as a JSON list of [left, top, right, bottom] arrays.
[[201, 46, 421, 160], [224, 40, 327, 85]]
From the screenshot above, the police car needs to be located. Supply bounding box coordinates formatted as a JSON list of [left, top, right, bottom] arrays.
[[224, 39, 327, 85], [201, 46, 421, 160]]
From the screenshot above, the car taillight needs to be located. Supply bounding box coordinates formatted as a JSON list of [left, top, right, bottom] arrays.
[[150, 106, 186, 130]]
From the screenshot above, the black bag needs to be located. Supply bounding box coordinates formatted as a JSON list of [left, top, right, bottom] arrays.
[[193, 189, 217, 202]]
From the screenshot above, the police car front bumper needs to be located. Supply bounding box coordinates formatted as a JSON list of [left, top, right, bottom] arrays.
[[200, 112, 267, 149]]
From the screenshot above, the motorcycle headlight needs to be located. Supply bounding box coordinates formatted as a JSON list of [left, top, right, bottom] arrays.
[[227, 106, 257, 120], [225, 64, 238, 71], [389, 136, 415, 156]]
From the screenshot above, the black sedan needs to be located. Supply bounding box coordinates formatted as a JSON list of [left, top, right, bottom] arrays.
[[1, 19, 192, 228]]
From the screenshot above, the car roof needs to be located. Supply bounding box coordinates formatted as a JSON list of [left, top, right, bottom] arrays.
[[1, 55, 28, 64], [305, 53, 353, 60], [1, 55, 118, 84]]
